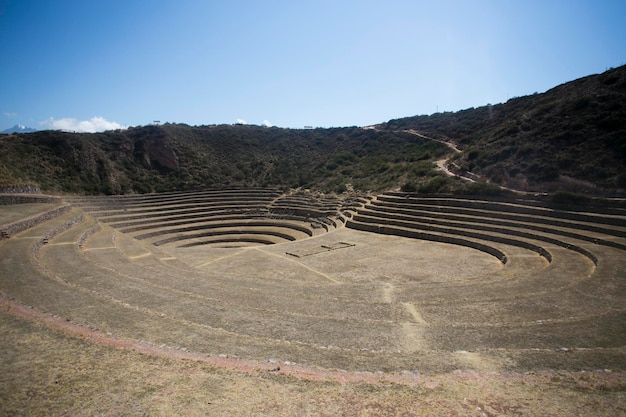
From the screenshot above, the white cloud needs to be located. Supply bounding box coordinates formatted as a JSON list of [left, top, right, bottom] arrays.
[[3, 112, 17, 118], [262, 119, 273, 127], [40, 116, 126, 133], [235, 118, 247, 125]]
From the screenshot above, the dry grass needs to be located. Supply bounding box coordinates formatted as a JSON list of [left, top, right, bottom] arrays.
[[2, 311, 625, 416], [0, 203, 59, 225]]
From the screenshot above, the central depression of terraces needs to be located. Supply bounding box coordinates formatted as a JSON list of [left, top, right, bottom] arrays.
[[67, 188, 347, 248]]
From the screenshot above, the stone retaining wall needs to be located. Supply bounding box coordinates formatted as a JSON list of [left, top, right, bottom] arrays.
[[0, 185, 41, 194], [375, 200, 626, 238], [33, 213, 86, 255], [77, 223, 101, 248], [355, 209, 608, 264], [377, 196, 626, 228], [348, 221, 508, 264], [0, 194, 62, 205], [351, 214, 551, 263], [1, 205, 71, 240]]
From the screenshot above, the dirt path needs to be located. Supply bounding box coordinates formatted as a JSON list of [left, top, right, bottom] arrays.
[[403, 129, 461, 153], [366, 126, 480, 182], [401, 128, 484, 183], [398, 128, 553, 195]]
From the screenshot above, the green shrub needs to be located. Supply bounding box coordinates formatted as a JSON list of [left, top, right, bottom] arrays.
[[467, 150, 480, 160], [411, 161, 434, 176], [550, 190, 592, 206], [418, 176, 451, 194], [459, 182, 505, 196], [401, 182, 417, 192], [617, 172, 626, 188], [333, 182, 347, 193]]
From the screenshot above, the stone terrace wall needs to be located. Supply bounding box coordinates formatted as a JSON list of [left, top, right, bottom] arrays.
[[348, 221, 508, 264], [0, 194, 62, 205], [0, 205, 71, 240], [0, 185, 41, 194], [32, 212, 85, 254]]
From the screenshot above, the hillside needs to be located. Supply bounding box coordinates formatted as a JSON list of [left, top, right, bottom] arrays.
[[382, 65, 626, 195], [0, 65, 624, 197], [0, 124, 450, 195]]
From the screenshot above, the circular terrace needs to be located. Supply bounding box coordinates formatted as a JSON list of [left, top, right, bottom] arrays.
[[1, 188, 625, 373]]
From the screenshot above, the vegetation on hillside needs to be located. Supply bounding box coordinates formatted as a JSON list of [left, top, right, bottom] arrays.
[[0, 124, 450, 195], [382, 65, 626, 195]]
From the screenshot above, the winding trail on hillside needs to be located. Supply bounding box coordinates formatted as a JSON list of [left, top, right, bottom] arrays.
[[392, 128, 542, 194], [381, 127, 480, 183], [404, 130, 474, 181], [402, 129, 461, 153]]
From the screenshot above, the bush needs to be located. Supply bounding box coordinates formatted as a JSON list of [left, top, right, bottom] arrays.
[[418, 176, 451, 194], [550, 190, 592, 206], [333, 183, 347, 193], [467, 149, 480, 160], [401, 182, 417, 192], [459, 182, 505, 196], [411, 161, 434, 176], [616, 172, 626, 189]]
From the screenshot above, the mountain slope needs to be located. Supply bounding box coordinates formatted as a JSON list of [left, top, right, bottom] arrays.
[[0, 124, 449, 194], [381, 65, 626, 194]]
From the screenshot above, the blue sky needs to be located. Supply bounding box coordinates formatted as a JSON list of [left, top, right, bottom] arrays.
[[1, 0, 625, 132]]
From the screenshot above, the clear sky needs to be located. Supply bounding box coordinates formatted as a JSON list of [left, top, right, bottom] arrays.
[[1, 0, 625, 132]]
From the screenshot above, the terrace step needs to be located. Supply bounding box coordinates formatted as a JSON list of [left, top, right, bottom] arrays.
[[348, 195, 626, 265], [69, 188, 343, 248], [131, 220, 314, 246], [377, 194, 626, 232]]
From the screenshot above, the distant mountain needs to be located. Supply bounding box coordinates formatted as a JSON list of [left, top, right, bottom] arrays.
[[1, 124, 38, 134]]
